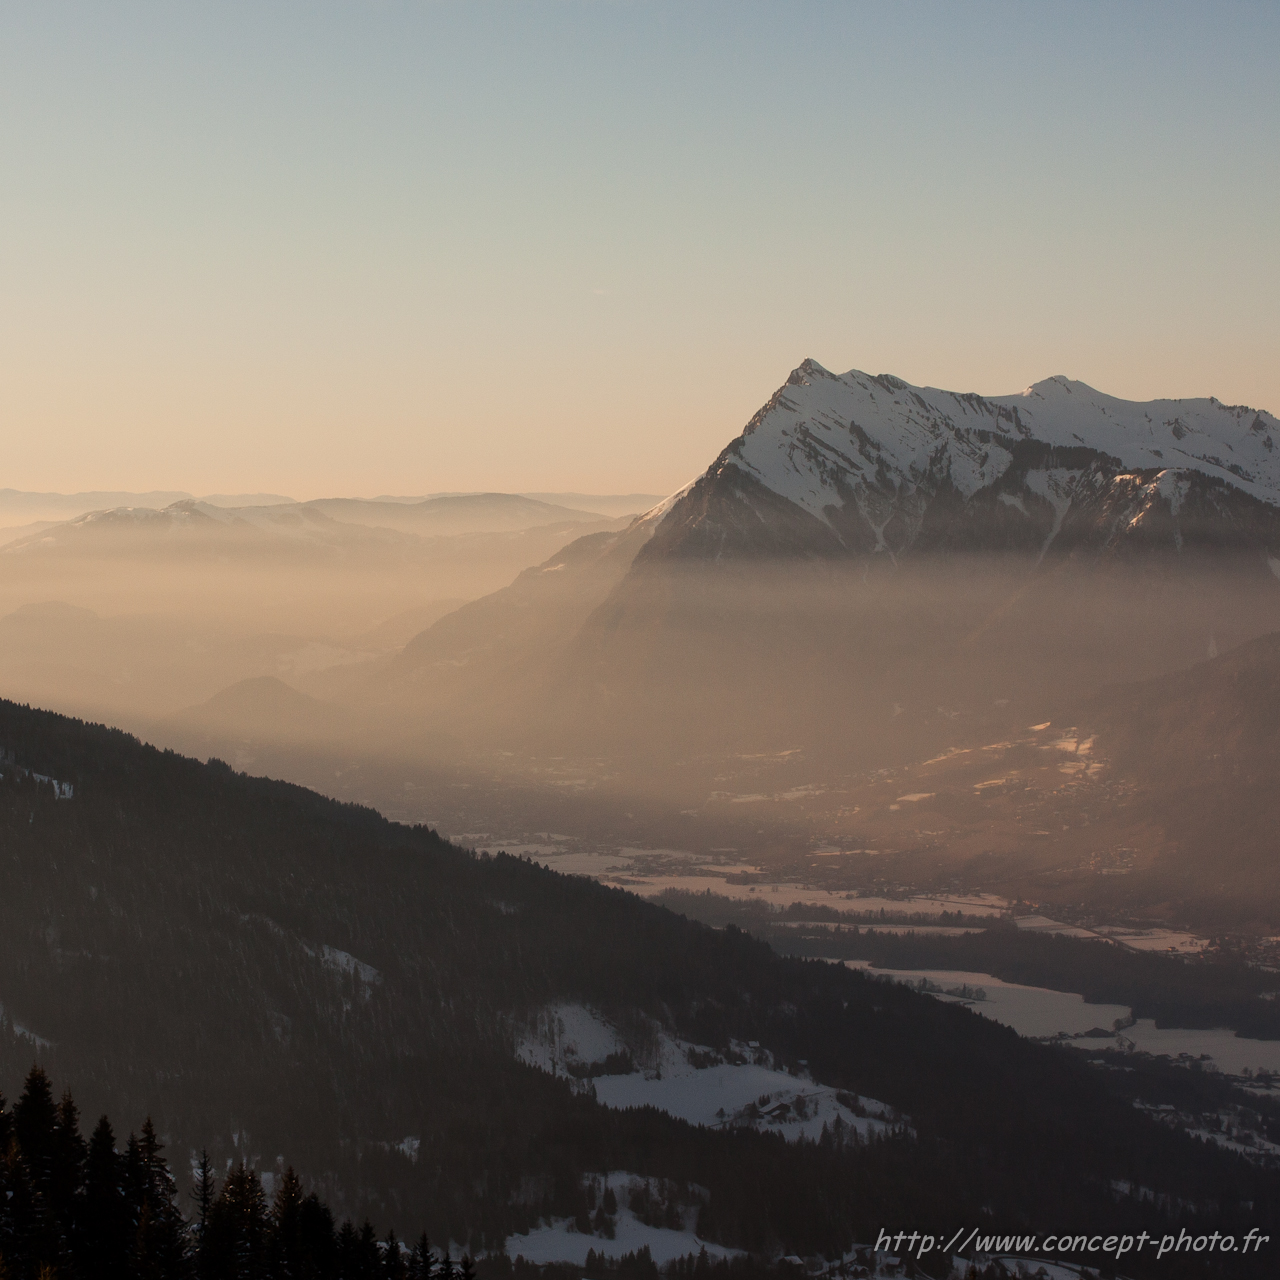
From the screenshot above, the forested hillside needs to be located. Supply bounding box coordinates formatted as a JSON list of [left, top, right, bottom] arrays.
[[1, 701, 1278, 1275]]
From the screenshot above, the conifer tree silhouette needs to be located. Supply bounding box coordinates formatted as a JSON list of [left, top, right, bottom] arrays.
[[295, 1192, 337, 1277], [269, 1165, 304, 1277], [409, 1233, 435, 1280], [357, 1221, 381, 1278], [51, 1091, 87, 1231], [207, 1161, 269, 1279], [83, 1116, 129, 1280], [13, 1067, 56, 1194], [383, 1226, 408, 1278], [129, 1119, 189, 1279], [192, 1149, 216, 1279]]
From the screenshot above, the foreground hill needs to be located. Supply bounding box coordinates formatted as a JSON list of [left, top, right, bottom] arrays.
[[2, 699, 1277, 1274]]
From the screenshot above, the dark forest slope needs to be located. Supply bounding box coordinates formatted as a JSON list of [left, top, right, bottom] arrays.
[[1, 701, 1278, 1273]]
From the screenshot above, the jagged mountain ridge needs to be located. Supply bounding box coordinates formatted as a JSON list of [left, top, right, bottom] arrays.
[[642, 360, 1280, 565]]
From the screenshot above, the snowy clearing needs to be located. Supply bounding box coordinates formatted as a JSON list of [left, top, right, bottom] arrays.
[[516, 1002, 627, 1076], [517, 1003, 899, 1144]]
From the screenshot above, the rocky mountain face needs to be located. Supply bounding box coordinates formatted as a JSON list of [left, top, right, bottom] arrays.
[[640, 360, 1280, 568]]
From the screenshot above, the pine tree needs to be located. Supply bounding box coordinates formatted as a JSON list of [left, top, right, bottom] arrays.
[[408, 1233, 435, 1280], [337, 1220, 361, 1276], [0, 1066, 474, 1280], [0, 1087, 13, 1280], [357, 1221, 381, 1279], [129, 1119, 189, 1279], [296, 1192, 337, 1278], [206, 1162, 269, 1279], [50, 1088, 87, 1267], [383, 1227, 407, 1278], [3, 1151, 38, 1280], [11, 1067, 58, 1276], [81, 1116, 129, 1280], [192, 1149, 216, 1279], [270, 1166, 304, 1278], [13, 1067, 57, 1195]]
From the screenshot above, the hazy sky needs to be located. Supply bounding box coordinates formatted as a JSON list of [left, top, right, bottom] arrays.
[[3, 1, 1277, 499]]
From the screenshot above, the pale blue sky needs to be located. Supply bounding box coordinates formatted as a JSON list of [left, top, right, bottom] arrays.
[[2, 1, 1276, 496]]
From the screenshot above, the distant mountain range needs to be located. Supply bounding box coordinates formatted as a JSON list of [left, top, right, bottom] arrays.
[[0, 489, 294, 536], [0, 495, 635, 724], [1, 492, 641, 553], [0, 489, 663, 540]]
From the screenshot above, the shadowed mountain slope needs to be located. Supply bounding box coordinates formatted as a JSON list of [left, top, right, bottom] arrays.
[[2, 698, 1279, 1272]]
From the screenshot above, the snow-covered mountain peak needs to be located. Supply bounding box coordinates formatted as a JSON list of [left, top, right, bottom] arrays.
[[641, 361, 1280, 563]]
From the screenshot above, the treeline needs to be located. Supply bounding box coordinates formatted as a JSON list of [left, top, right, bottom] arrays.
[[652, 890, 991, 931], [0, 1065, 462, 1279]]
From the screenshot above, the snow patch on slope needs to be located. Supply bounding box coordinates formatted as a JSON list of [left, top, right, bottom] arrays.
[[0, 1001, 54, 1050], [320, 946, 382, 986], [517, 1003, 899, 1144], [517, 1002, 628, 1075], [635, 479, 700, 531]]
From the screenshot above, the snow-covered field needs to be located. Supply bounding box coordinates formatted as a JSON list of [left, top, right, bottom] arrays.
[[517, 1003, 898, 1144], [593, 1049, 894, 1145], [1012, 915, 1107, 941], [846, 964, 1131, 1038], [1118, 1022, 1280, 1076], [459, 837, 1011, 918], [847, 962, 1280, 1075], [1095, 927, 1210, 955]]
